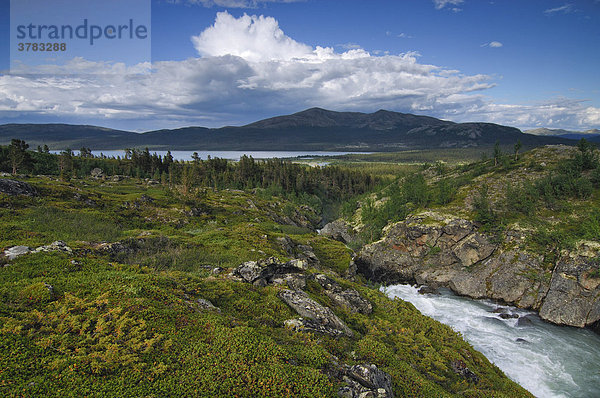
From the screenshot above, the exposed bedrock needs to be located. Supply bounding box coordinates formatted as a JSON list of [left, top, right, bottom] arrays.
[[356, 212, 600, 329]]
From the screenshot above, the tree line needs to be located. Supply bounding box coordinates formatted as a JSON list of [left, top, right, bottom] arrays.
[[0, 140, 378, 204]]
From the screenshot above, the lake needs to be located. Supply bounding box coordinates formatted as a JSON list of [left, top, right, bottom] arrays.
[[72, 150, 371, 161]]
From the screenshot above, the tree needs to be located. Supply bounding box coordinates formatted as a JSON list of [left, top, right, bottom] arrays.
[[59, 149, 73, 181], [8, 139, 29, 175], [514, 140, 522, 161], [493, 141, 502, 166]]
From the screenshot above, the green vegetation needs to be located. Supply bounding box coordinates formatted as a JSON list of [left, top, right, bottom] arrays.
[[0, 143, 531, 397]]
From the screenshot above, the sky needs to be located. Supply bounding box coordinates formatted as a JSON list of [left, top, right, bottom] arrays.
[[0, 0, 599, 132]]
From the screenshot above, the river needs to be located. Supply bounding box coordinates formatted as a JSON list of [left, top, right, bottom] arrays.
[[382, 284, 600, 398]]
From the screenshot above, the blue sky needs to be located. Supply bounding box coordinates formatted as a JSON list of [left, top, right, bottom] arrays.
[[0, 0, 599, 131]]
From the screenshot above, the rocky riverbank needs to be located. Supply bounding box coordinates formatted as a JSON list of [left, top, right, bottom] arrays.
[[354, 212, 600, 330]]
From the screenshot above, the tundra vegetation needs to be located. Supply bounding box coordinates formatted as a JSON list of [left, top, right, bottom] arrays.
[[1, 139, 577, 397]]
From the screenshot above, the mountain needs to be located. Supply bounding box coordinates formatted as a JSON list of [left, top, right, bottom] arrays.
[[524, 127, 600, 141], [0, 108, 574, 151]]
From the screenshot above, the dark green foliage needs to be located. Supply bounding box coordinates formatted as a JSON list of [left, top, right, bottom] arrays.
[[473, 185, 497, 227]]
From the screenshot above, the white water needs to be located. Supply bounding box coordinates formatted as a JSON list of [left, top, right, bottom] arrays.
[[383, 284, 600, 398]]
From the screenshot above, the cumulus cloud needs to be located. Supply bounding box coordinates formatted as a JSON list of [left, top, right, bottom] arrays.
[[433, 0, 464, 10], [0, 11, 598, 131]]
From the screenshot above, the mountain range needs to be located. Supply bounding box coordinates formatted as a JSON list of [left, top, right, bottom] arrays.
[[524, 128, 600, 142], [0, 108, 575, 151]]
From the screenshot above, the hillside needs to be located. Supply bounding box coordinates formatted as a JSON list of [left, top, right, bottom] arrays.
[[0, 108, 572, 151], [334, 142, 600, 331], [0, 148, 532, 397]]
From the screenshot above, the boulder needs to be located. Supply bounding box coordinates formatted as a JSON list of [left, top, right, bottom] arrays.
[[90, 168, 104, 178], [278, 289, 353, 337], [314, 274, 373, 314], [196, 298, 221, 313], [284, 318, 348, 338], [339, 364, 394, 398], [231, 257, 307, 286], [320, 219, 356, 244], [32, 240, 72, 254], [3, 245, 32, 260], [0, 179, 37, 196], [538, 256, 600, 328]]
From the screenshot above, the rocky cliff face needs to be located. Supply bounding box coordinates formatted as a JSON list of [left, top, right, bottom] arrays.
[[356, 212, 600, 329]]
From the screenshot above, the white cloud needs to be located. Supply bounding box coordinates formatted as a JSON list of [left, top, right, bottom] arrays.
[[0, 11, 598, 131], [481, 41, 503, 48], [544, 4, 574, 15], [433, 0, 464, 10]]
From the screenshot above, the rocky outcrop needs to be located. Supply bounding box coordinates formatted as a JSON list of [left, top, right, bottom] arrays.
[[277, 236, 320, 267], [279, 289, 353, 337], [320, 219, 358, 245], [315, 274, 373, 314], [3, 240, 73, 262], [231, 257, 308, 287], [338, 364, 394, 398], [356, 212, 600, 329], [0, 179, 37, 196]]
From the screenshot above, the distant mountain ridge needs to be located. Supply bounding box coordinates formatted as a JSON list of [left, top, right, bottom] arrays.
[[524, 127, 600, 141], [0, 108, 575, 151]]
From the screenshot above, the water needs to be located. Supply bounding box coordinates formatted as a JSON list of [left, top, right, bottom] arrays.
[[67, 150, 369, 161], [382, 284, 600, 398]]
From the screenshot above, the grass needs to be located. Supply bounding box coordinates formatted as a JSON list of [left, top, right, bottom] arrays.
[[0, 175, 533, 397]]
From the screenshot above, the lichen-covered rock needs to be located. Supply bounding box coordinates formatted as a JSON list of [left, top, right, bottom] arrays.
[[539, 255, 600, 327], [339, 364, 394, 398], [314, 274, 373, 314], [0, 179, 37, 196], [3, 245, 32, 260], [278, 289, 353, 337], [320, 219, 357, 244], [356, 212, 600, 329], [231, 257, 307, 286]]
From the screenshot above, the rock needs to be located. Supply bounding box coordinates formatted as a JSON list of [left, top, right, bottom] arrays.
[[90, 168, 104, 178], [0, 179, 37, 196], [284, 318, 349, 338], [516, 315, 535, 327], [277, 236, 295, 256], [498, 313, 519, 319], [356, 212, 600, 329], [538, 256, 600, 328], [278, 289, 353, 337], [314, 274, 373, 314], [515, 338, 529, 344], [320, 219, 356, 244], [450, 359, 479, 384], [418, 285, 440, 295], [276, 237, 321, 267], [339, 364, 394, 398], [231, 257, 307, 286], [3, 245, 32, 260], [272, 273, 307, 290], [196, 298, 221, 313], [111, 175, 124, 182], [33, 240, 72, 254], [297, 244, 320, 267]]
